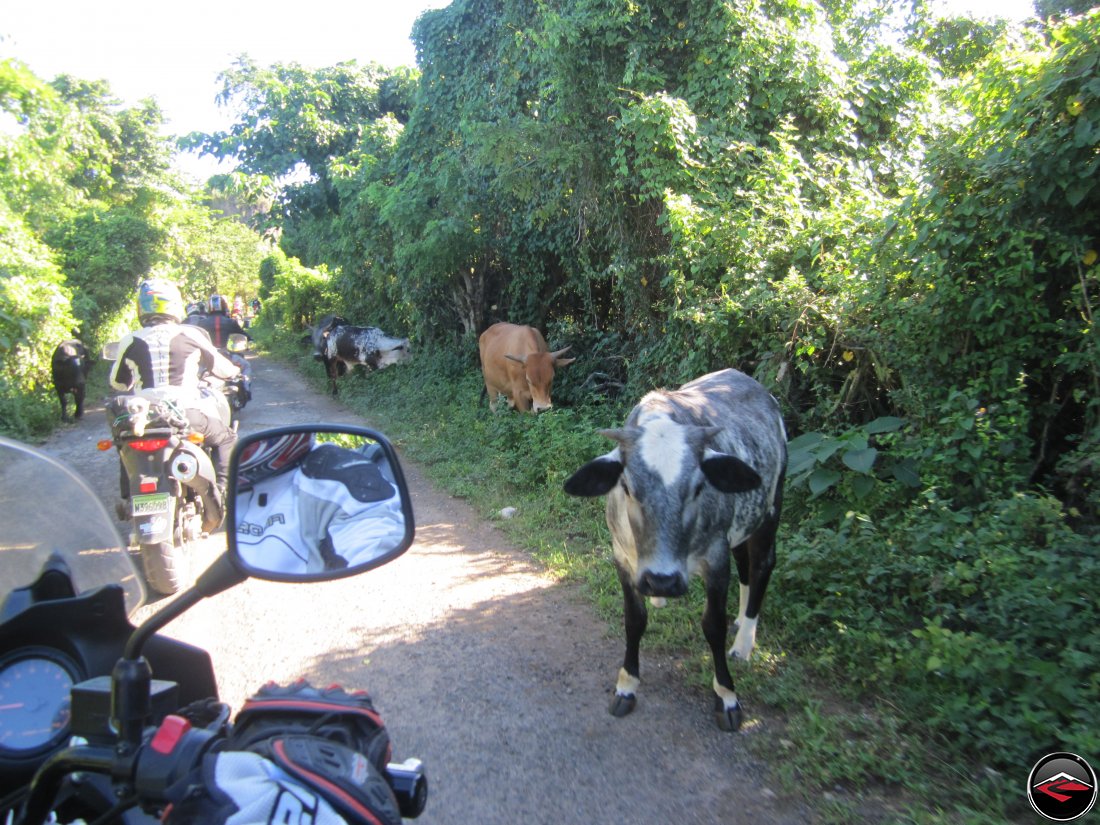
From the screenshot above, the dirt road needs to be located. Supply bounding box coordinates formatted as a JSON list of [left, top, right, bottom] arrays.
[[38, 353, 815, 824]]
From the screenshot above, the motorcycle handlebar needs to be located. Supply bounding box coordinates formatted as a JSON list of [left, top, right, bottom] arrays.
[[19, 718, 427, 823], [18, 745, 116, 825]]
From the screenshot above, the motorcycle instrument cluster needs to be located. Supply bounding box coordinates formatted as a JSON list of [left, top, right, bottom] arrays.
[[0, 648, 80, 757]]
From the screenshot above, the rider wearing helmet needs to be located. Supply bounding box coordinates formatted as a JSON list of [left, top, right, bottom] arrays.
[[235, 435, 405, 575], [237, 431, 315, 491], [110, 279, 241, 497], [186, 292, 251, 349]]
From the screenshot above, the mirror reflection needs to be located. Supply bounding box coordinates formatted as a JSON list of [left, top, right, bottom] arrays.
[[233, 431, 408, 577]]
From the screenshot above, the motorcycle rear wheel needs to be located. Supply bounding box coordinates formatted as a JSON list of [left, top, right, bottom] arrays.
[[139, 498, 188, 596], [140, 539, 187, 596]]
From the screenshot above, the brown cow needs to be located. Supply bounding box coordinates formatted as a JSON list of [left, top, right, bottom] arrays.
[[479, 323, 575, 413]]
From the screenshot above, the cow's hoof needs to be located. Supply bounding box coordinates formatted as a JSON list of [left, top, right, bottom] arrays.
[[609, 692, 637, 718], [713, 697, 743, 732]]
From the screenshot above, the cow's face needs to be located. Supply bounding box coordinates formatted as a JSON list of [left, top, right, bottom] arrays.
[[507, 348, 575, 413], [370, 334, 412, 370], [564, 413, 761, 597], [339, 328, 412, 370]]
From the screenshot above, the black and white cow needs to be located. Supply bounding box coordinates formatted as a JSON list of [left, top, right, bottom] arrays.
[[51, 338, 93, 421], [309, 315, 349, 362], [310, 315, 412, 396], [563, 368, 787, 731]]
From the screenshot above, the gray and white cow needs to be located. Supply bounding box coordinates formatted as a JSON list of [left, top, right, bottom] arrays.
[[563, 368, 787, 731], [311, 315, 412, 396]]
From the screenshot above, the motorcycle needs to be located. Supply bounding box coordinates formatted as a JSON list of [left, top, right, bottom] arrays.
[[99, 342, 237, 597], [0, 426, 427, 824], [220, 333, 253, 417]]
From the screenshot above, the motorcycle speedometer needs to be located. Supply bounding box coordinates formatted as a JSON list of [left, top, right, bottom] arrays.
[[0, 648, 80, 757]]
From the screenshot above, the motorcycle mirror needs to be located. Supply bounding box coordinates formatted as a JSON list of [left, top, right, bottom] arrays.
[[226, 425, 416, 583], [226, 333, 249, 353], [101, 341, 120, 361]]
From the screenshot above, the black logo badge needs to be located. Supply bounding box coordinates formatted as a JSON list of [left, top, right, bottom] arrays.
[[1028, 752, 1097, 822]]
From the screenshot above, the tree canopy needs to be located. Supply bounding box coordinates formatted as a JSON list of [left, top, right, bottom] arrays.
[[201, 1, 1098, 513], [0, 58, 270, 436]]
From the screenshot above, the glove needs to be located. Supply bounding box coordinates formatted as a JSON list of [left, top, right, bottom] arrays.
[[165, 749, 356, 824], [191, 677, 402, 825], [245, 735, 402, 825], [229, 680, 392, 772]]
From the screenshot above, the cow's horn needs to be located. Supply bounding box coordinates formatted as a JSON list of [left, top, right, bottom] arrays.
[[549, 346, 572, 359], [599, 427, 640, 446]]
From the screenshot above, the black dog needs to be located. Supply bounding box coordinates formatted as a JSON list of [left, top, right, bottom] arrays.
[[51, 339, 92, 420]]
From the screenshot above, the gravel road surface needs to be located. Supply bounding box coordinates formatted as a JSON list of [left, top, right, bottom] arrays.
[[38, 352, 817, 824]]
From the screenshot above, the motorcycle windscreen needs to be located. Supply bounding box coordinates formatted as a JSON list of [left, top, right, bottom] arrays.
[[0, 437, 145, 612]]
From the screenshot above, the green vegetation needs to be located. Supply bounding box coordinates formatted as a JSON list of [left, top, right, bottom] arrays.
[[0, 61, 272, 437], [5, 1, 1098, 820]]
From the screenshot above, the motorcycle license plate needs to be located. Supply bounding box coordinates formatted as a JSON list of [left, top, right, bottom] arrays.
[[131, 493, 170, 517]]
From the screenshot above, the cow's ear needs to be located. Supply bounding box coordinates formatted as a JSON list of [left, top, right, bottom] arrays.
[[505, 353, 527, 365], [564, 456, 623, 497], [701, 450, 762, 494]]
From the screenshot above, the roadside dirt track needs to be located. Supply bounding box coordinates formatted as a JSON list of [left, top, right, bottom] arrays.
[[39, 352, 817, 824]]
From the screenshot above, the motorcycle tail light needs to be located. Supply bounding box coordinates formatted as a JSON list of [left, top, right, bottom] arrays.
[[127, 438, 170, 452], [139, 480, 158, 494]]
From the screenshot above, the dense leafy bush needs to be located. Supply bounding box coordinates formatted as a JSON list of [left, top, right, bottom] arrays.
[[776, 492, 1099, 774], [254, 251, 337, 334], [0, 201, 79, 436]]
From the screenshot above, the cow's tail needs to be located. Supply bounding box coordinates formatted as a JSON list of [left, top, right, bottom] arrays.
[[479, 384, 488, 405]]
